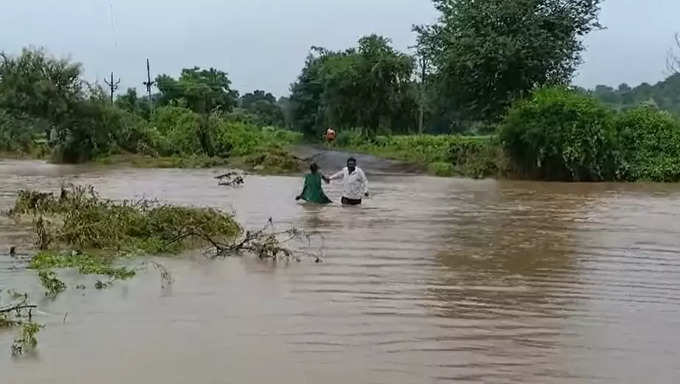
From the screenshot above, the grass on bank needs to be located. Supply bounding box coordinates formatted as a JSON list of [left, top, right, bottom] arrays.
[[335, 131, 507, 179]]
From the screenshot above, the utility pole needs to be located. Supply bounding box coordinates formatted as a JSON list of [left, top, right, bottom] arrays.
[[143, 58, 155, 112], [417, 53, 427, 135], [104, 72, 120, 104]]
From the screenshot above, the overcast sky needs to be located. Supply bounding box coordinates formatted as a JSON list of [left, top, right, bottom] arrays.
[[1, 0, 679, 97]]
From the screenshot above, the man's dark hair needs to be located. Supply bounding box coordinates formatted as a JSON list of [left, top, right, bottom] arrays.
[[310, 163, 319, 173], [347, 157, 357, 163]]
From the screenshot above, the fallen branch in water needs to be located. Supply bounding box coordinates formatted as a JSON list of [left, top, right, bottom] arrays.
[[0, 303, 37, 315], [0, 296, 36, 329], [214, 171, 240, 180], [165, 218, 322, 262], [215, 171, 245, 187]]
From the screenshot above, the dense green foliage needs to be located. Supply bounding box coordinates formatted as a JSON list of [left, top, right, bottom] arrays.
[[0, 48, 301, 170], [500, 87, 680, 182], [239, 90, 285, 127], [30, 250, 135, 280], [0, 109, 43, 154], [0, 49, 81, 134], [500, 87, 618, 181], [11, 185, 242, 255], [290, 35, 417, 138], [156, 67, 239, 114], [416, 0, 602, 121], [615, 107, 680, 181], [342, 86, 680, 182]]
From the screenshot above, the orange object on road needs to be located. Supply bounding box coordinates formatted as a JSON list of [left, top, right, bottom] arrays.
[[325, 128, 336, 142]]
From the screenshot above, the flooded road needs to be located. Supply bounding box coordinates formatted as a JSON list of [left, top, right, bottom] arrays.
[[2, 158, 680, 383]]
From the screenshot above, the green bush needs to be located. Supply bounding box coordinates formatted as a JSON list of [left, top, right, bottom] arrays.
[[448, 137, 504, 179], [335, 130, 365, 147], [0, 109, 41, 153], [615, 107, 680, 181], [51, 99, 118, 163], [151, 106, 204, 155], [428, 162, 454, 176], [214, 120, 302, 157], [500, 87, 618, 181]]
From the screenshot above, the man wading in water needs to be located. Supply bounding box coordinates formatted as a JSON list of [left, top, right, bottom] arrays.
[[324, 157, 369, 205], [296, 163, 332, 204]]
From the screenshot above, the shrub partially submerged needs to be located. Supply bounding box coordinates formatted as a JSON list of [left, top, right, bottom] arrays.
[[10, 185, 320, 300], [615, 107, 680, 182], [243, 145, 303, 174], [11, 185, 241, 255], [11, 322, 42, 356], [500, 87, 618, 181], [30, 250, 135, 280]]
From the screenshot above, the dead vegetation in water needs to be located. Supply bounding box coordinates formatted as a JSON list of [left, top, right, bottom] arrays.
[[215, 171, 245, 187], [0, 295, 36, 328], [167, 217, 323, 263], [11, 184, 242, 255], [37, 270, 66, 298], [11, 322, 42, 356], [0, 292, 42, 357], [7, 185, 321, 298]]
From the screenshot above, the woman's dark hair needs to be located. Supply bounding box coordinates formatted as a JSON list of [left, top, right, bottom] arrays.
[[310, 163, 319, 173]]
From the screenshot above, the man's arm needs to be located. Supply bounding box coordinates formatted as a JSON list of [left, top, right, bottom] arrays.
[[326, 169, 345, 182], [359, 169, 369, 196]]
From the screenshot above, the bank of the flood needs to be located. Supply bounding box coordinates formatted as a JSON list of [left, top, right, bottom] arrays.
[[2, 159, 680, 383]]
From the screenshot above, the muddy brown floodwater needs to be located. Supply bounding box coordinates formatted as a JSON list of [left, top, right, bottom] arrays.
[[1, 157, 680, 384]]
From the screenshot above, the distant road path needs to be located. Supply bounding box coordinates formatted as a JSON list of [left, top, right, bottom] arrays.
[[290, 145, 423, 176]]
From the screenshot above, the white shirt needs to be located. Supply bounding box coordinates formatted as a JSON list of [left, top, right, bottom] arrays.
[[329, 167, 368, 200]]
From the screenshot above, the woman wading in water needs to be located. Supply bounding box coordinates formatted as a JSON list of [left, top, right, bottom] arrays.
[[296, 163, 332, 204]]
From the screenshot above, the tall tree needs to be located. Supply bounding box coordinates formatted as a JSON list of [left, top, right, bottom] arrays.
[[289, 48, 330, 137], [416, 0, 603, 121], [0, 48, 83, 135], [241, 90, 276, 109], [239, 90, 284, 127], [289, 36, 416, 137], [324, 35, 415, 135], [156, 67, 238, 114]]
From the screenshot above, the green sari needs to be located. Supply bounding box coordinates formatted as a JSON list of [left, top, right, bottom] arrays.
[[299, 173, 332, 204]]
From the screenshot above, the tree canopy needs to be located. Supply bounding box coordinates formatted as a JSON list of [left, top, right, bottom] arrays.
[[156, 67, 239, 114], [416, 0, 603, 121], [0, 48, 82, 134], [289, 35, 416, 137], [239, 90, 285, 127]]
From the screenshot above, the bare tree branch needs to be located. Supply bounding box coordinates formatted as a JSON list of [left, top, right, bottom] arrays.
[[667, 33, 680, 74]]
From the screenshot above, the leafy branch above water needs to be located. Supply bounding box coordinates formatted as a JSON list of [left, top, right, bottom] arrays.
[[0, 293, 42, 357], [8, 185, 320, 298]]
